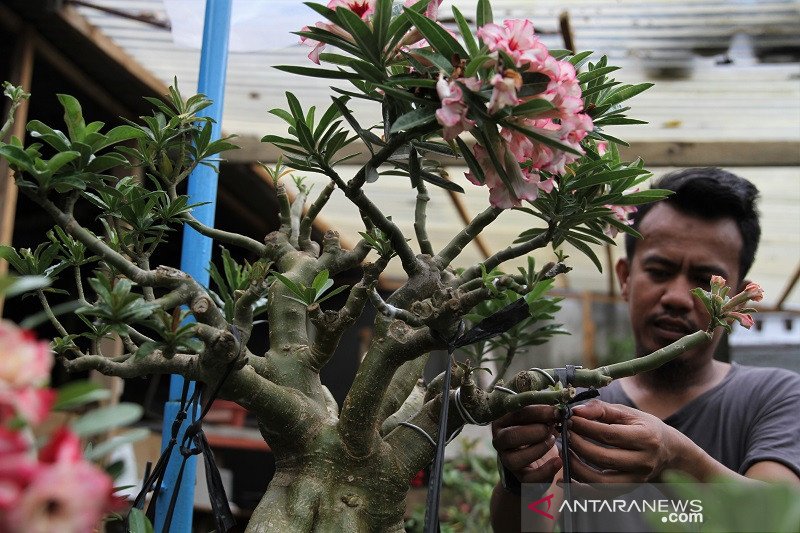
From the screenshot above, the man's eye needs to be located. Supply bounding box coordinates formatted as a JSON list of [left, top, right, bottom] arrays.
[[646, 269, 669, 280]]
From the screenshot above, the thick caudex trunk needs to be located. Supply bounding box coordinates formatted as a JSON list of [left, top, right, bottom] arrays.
[[245, 425, 410, 532]]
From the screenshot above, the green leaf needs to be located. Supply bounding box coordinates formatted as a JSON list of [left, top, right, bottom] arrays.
[[2, 275, 51, 298], [46, 151, 81, 174], [453, 6, 478, 57], [273, 65, 361, 80], [0, 144, 35, 173], [569, 168, 649, 190], [565, 236, 603, 271], [373, 0, 392, 54], [26, 121, 71, 151], [57, 94, 86, 142], [71, 403, 143, 438], [457, 137, 484, 185], [509, 98, 555, 118], [128, 508, 154, 533], [336, 7, 381, 64], [311, 270, 330, 292], [84, 428, 150, 461], [404, 7, 468, 61], [390, 106, 437, 133], [315, 283, 350, 304], [272, 272, 310, 303], [601, 83, 654, 107], [54, 380, 112, 410], [476, 0, 493, 28], [611, 189, 671, 206]]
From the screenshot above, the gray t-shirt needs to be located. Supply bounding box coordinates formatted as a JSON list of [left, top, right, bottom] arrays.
[[596, 363, 800, 477]]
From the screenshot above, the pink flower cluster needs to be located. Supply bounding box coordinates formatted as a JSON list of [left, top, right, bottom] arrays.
[[710, 276, 764, 329], [456, 19, 594, 208], [0, 321, 123, 533]]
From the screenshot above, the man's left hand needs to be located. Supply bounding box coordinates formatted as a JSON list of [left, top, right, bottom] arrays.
[[565, 399, 688, 483]]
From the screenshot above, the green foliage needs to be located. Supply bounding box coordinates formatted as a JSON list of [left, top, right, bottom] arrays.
[[207, 247, 271, 322], [54, 380, 113, 410], [76, 274, 158, 334], [650, 473, 800, 533], [272, 269, 350, 306], [128, 508, 155, 533], [0, 242, 67, 280], [459, 260, 567, 373], [137, 309, 203, 359], [359, 224, 400, 259]]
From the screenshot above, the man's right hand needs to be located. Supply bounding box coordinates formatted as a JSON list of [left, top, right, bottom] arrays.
[[492, 405, 562, 484]]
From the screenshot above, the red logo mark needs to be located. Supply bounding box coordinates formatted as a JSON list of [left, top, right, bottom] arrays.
[[527, 493, 555, 520]]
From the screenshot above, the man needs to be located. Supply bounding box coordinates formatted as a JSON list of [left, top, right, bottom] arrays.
[[490, 168, 800, 531]]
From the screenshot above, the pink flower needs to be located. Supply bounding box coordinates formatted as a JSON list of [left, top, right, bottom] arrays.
[[596, 141, 608, 155], [1, 428, 124, 533], [435, 76, 479, 141], [329, 0, 375, 18], [743, 282, 764, 302], [38, 427, 82, 464], [604, 204, 638, 237], [478, 19, 548, 69], [0, 387, 56, 426], [727, 311, 755, 329], [465, 142, 555, 209], [487, 70, 522, 114], [300, 1, 375, 64], [4, 460, 122, 533], [0, 321, 52, 390]]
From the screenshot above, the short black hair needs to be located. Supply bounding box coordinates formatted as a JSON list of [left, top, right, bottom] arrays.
[[624, 167, 761, 282]]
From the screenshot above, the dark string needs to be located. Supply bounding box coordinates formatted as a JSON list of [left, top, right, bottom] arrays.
[[127, 325, 245, 533]]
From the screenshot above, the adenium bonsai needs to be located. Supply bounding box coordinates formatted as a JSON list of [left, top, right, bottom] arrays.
[[0, 1, 764, 531]]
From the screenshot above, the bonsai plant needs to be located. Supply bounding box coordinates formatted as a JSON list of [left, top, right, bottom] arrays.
[[0, 1, 764, 531]]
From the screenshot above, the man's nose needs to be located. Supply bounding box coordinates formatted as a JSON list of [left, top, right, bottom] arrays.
[[660, 277, 695, 312]]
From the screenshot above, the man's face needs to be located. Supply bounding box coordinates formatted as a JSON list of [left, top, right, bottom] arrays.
[[616, 203, 743, 358]]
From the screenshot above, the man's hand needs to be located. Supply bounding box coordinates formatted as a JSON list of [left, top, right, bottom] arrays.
[[492, 405, 562, 484], [567, 400, 689, 483]]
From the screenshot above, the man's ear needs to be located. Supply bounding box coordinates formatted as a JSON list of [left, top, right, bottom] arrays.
[[615, 258, 631, 301]]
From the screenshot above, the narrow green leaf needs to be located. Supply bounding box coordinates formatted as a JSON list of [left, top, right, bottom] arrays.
[[509, 98, 555, 117], [566, 236, 603, 271], [453, 6, 478, 57], [312, 270, 330, 292], [404, 7, 468, 60], [274, 65, 361, 80], [569, 168, 649, 190], [600, 83, 654, 107], [456, 136, 484, 185], [390, 106, 437, 133], [476, 0, 492, 27], [501, 121, 582, 156], [336, 7, 381, 64], [373, 0, 392, 53]]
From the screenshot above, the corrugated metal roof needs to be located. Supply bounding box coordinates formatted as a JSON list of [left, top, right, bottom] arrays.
[[66, 0, 800, 307]]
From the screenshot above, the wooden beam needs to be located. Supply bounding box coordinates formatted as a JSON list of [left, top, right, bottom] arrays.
[[775, 261, 800, 311], [56, 4, 168, 98], [0, 26, 35, 317], [229, 136, 800, 167]]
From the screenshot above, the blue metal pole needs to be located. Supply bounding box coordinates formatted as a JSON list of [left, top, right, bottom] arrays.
[[156, 1, 232, 531]]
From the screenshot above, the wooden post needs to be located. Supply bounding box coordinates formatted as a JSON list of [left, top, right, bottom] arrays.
[[0, 26, 35, 317]]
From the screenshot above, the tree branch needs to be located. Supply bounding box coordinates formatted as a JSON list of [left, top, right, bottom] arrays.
[[413, 174, 433, 256], [435, 207, 503, 269], [299, 180, 336, 253], [455, 223, 555, 285], [184, 213, 267, 257]]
